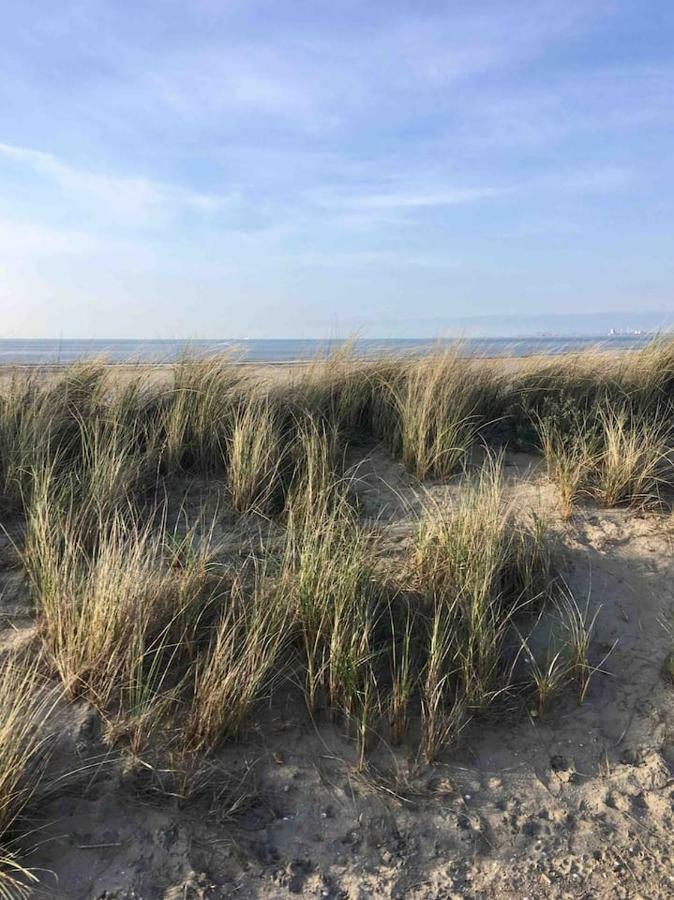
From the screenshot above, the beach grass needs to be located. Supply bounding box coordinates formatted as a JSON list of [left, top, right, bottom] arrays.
[[0, 653, 58, 898], [0, 338, 672, 891]]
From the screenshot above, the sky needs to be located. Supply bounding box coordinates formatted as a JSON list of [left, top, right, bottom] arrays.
[[1, 0, 674, 338]]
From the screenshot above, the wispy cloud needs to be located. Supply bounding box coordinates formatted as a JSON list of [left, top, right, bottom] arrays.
[[308, 167, 628, 220], [280, 249, 461, 269], [60, 0, 609, 144], [0, 142, 230, 225], [0, 218, 102, 256], [372, 2, 605, 87], [145, 48, 317, 122], [327, 186, 506, 211]]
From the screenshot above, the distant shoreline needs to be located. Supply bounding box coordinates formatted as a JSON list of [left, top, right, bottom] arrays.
[[0, 334, 664, 367]]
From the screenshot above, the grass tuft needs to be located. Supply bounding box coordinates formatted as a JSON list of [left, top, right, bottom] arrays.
[[411, 455, 553, 757], [0, 654, 58, 899]]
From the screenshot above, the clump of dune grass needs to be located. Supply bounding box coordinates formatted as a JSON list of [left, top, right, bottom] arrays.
[[353, 665, 381, 772], [159, 353, 250, 475], [283, 487, 381, 719], [512, 353, 612, 440], [284, 413, 342, 521], [0, 363, 162, 532], [23, 457, 293, 768], [256, 420, 393, 764], [518, 626, 569, 720], [413, 463, 505, 710], [508, 338, 674, 449], [505, 509, 554, 600], [517, 585, 609, 717], [387, 600, 415, 746], [62, 414, 156, 544], [536, 411, 599, 518], [590, 404, 672, 507], [23, 486, 221, 735], [183, 559, 290, 757], [286, 345, 379, 439], [0, 362, 107, 507], [227, 392, 284, 514], [537, 397, 672, 513], [558, 589, 607, 704], [279, 421, 381, 724], [379, 349, 502, 481], [411, 456, 552, 757], [614, 336, 674, 411], [0, 654, 58, 899], [0, 370, 43, 505], [419, 594, 466, 763]]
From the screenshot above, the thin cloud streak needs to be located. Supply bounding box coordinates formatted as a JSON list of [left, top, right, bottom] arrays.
[[320, 187, 507, 211], [0, 142, 231, 224], [0, 218, 102, 256]]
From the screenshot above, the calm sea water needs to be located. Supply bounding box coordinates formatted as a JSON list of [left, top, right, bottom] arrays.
[[0, 335, 656, 365]]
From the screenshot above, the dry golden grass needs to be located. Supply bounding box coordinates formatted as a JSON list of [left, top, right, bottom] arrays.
[[23, 482, 220, 732], [411, 456, 553, 757], [591, 404, 672, 507], [374, 348, 503, 480], [158, 353, 251, 475], [0, 654, 59, 899], [227, 392, 283, 514], [0, 337, 671, 885], [537, 398, 673, 515], [536, 413, 599, 518], [183, 559, 290, 756], [282, 473, 380, 718]]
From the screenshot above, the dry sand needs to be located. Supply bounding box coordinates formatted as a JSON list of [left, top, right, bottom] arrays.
[[1, 445, 673, 899]]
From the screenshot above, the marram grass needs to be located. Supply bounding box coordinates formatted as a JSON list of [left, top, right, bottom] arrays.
[[0, 338, 671, 888]]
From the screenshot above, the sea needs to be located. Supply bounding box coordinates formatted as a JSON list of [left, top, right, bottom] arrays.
[[0, 335, 658, 366]]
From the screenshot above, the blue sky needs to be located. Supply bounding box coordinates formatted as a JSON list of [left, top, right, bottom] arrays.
[[1, 0, 673, 338]]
